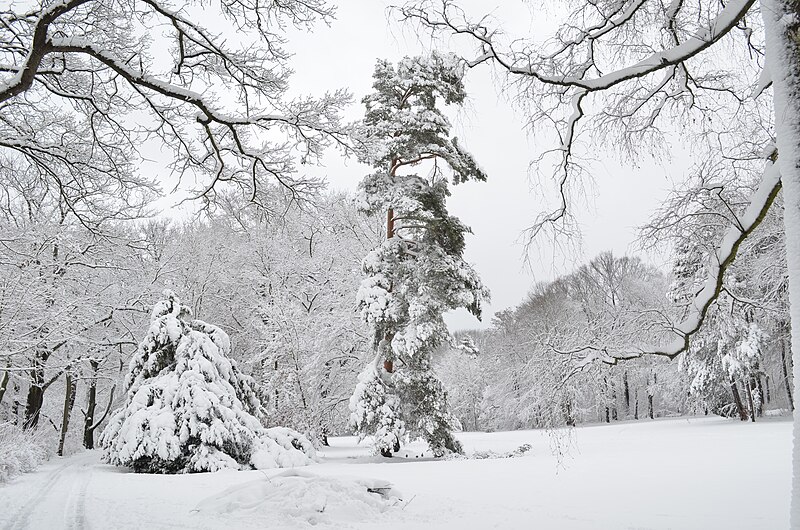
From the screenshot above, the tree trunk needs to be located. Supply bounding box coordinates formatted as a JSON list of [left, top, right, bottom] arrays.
[[0, 366, 8, 407], [764, 1, 800, 520], [381, 207, 397, 379], [755, 377, 765, 416], [634, 392, 639, 420], [58, 372, 77, 456], [781, 335, 794, 411], [83, 384, 115, 450], [12, 382, 20, 425], [83, 386, 97, 449], [83, 360, 99, 449], [563, 399, 575, 427], [24, 373, 45, 430], [604, 406, 610, 423], [23, 348, 52, 430], [623, 371, 630, 412], [648, 394, 654, 419], [730, 379, 749, 421], [745, 378, 757, 423], [611, 380, 618, 421]]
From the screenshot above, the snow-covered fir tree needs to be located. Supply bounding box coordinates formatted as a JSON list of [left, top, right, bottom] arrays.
[[101, 291, 315, 473], [349, 53, 489, 457]]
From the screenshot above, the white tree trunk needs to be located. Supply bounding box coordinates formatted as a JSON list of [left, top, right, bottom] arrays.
[[763, 0, 800, 523]]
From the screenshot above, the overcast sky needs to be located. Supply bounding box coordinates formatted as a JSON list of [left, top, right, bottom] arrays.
[[276, 1, 691, 330]]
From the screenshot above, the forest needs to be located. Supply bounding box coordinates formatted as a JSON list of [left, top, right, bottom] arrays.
[[0, 0, 798, 528]]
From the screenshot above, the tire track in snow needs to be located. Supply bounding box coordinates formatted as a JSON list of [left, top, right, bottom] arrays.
[[2, 452, 96, 530], [66, 461, 92, 530], [2, 460, 74, 530]]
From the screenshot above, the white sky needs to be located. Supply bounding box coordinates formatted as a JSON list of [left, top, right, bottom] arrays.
[[274, 1, 692, 330], [278, 2, 688, 330]]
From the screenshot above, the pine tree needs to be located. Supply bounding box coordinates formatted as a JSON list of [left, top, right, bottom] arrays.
[[101, 291, 315, 473], [349, 53, 489, 457]]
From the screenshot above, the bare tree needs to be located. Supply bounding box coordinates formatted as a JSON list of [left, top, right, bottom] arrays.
[[0, 0, 351, 219], [400, 0, 800, 518], [399, 0, 779, 360]]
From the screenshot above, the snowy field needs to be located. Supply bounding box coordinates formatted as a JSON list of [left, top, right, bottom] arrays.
[[0, 417, 790, 529]]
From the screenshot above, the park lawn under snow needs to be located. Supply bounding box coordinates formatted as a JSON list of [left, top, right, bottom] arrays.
[[0, 417, 790, 529]]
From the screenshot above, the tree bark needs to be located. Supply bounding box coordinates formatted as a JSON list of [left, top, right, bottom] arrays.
[[83, 359, 99, 449], [745, 378, 757, 423], [0, 366, 8, 407], [24, 372, 45, 430], [563, 399, 576, 427], [623, 371, 630, 412], [12, 381, 20, 425], [763, 0, 800, 520], [383, 208, 396, 376], [58, 372, 77, 456], [23, 347, 53, 430], [83, 384, 115, 450], [781, 335, 794, 411], [755, 377, 765, 415], [730, 379, 749, 421]]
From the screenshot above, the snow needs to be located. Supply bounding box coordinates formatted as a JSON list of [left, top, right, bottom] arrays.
[[194, 469, 402, 527], [0, 417, 789, 529]]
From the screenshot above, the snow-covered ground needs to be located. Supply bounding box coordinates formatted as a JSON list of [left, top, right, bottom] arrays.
[[0, 417, 790, 529]]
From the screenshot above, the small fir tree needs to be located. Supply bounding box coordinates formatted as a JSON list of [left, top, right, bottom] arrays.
[[101, 291, 315, 473], [349, 53, 489, 457]]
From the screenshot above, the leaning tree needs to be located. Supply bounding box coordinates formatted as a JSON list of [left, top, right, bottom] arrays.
[[400, 0, 800, 520]]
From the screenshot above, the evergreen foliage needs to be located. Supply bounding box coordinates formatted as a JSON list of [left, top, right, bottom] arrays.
[[101, 291, 315, 473], [349, 53, 489, 457]]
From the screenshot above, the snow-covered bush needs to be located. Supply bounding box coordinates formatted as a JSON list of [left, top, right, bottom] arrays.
[[101, 291, 315, 473], [0, 422, 50, 483]]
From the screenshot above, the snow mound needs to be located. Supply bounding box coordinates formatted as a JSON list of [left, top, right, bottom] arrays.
[[195, 469, 401, 527], [446, 443, 533, 460]]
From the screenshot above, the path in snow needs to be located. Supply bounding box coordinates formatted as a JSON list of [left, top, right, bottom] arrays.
[[2, 451, 95, 530]]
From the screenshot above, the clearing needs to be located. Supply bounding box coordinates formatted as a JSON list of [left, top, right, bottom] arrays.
[[0, 417, 789, 529]]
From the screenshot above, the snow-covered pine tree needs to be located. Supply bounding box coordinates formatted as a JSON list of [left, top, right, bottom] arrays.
[[101, 291, 315, 473], [349, 53, 489, 457]]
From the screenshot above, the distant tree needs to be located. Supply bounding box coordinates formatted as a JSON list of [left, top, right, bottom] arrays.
[[452, 252, 677, 431], [101, 291, 315, 473], [247, 195, 381, 443], [349, 53, 489, 457]]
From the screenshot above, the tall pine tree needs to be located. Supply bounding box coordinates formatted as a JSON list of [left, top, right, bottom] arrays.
[[349, 53, 488, 457]]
